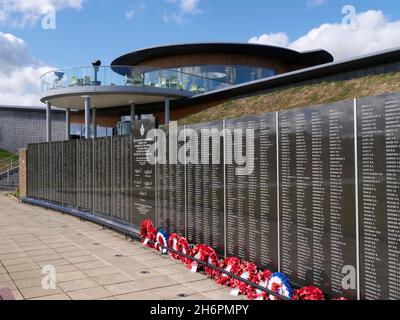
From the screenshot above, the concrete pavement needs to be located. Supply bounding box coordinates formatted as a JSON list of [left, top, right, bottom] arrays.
[[0, 192, 245, 300]]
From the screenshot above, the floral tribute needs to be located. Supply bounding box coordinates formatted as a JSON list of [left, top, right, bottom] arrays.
[[140, 219, 157, 248], [214, 257, 241, 287], [156, 229, 169, 255], [232, 261, 258, 295], [247, 269, 273, 300], [188, 244, 213, 272], [292, 286, 325, 301], [168, 233, 181, 260], [204, 246, 220, 278], [139, 220, 349, 301], [177, 237, 192, 264], [267, 272, 294, 300]]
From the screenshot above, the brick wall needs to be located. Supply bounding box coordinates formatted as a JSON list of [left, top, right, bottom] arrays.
[[19, 148, 27, 198], [0, 108, 65, 154]]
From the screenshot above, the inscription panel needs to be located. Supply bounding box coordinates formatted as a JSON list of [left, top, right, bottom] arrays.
[[279, 101, 357, 299], [358, 94, 400, 300]]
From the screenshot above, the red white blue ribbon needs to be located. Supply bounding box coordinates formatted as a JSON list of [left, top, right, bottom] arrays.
[[267, 272, 294, 300], [156, 229, 169, 255]]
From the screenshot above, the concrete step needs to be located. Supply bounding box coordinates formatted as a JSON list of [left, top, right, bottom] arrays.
[[0, 183, 18, 187], [0, 177, 19, 183], [0, 174, 19, 183], [0, 185, 17, 191]]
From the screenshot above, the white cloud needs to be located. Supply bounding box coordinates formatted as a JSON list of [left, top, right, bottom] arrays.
[[249, 32, 289, 48], [164, 0, 202, 25], [125, 2, 145, 21], [125, 10, 135, 20], [307, 0, 328, 6], [0, 0, 84, 27], [0, 32, 52, 106], [249, 10, 400, 61]]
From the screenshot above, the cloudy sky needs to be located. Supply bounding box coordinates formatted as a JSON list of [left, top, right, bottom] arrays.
[[0, 0, 400, 106]]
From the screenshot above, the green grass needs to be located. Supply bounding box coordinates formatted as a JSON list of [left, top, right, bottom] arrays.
[[0, 148, 13, 160], [179, 72, 400, 125], [0, 148, 17, 172], [9, 188, 20, 199]]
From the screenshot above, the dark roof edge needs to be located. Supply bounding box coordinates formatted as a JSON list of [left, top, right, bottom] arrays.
[[111, 42, 333, 67], [186, 47, 400, 104], [0, 105, 69, 113]]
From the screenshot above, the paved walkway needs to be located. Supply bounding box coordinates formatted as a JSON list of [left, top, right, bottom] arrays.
[[0, 192, 245, 300]]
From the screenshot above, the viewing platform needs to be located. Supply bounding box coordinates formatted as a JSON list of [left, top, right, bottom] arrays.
[[40, 66, 230, 109]]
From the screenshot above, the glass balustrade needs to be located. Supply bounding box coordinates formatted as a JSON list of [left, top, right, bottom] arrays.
[[41, 66, 231, 95]]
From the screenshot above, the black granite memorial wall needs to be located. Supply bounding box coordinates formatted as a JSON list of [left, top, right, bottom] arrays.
[[279, 101, 357, 299], [225, 114, 278, 269], [132, 119, 156, 227], [25, 93, 400, 300], [185, 121, 225, 255], [93, 137, 111, 219], [62, 139, 77, 208], [358, 94, 400, 300]]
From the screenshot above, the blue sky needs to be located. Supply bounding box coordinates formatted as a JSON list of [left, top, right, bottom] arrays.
[[0, 0, 400, 105], [2, 0, 400, 67]]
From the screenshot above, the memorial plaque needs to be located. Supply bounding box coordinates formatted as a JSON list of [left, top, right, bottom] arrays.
[[132, 119, 156, 228], [358, 93, 400, 300], [185, 121, 225, 254], [225, 115, 278, 269], [155, 125, 186, 235], [279, 101, 357, 299], [93, 137, 111, 219], [77, 139, 93, 212], [186, 124, 204, 244], [27, 144, 37, 199], [155, 128, 170, 231], [41, 143, 50, 201], [49, 142, 63, 204], [62, 140, 77, 208], [185, 126, 197, 244], [112, 135, 132, 224], [175, 126, 186, 236]]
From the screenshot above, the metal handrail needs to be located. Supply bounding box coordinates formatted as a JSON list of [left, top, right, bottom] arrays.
[[0, 157, 19, 180], [40, 65, 232, 84], [142, 236, 291, 300], [40, 65, 232, 95], [0, 154, 18, 167]]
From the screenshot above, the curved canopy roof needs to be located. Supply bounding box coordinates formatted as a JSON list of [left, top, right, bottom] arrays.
[[112, 42, 334, 67]]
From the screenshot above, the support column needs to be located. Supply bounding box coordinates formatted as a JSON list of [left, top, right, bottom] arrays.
[[83, 96, 91, 139], [93, 107, 97, 139], [164, 97, 170, 125], [46, 101, 52, 143], [65, 108, 71, 141]]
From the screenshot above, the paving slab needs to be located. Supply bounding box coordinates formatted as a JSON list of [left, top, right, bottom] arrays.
[[67, 286, 112, 300], [0, 192, 243, 301], [20, 286, 63, 299], [58, 278, 99, 292], [92, 273, 132, 286]]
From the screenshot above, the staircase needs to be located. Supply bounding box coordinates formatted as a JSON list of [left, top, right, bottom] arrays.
[[0, 155, 19, 191]]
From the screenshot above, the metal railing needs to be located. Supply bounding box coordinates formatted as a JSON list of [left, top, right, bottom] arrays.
[[0, 155, 19, 182], [40, 66, 231, 95]]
